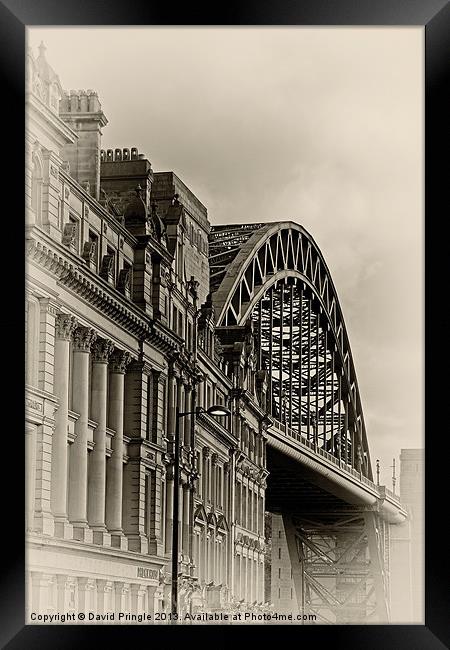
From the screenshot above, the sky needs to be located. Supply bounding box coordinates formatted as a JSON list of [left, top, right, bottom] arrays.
[[28, 27, 424, 489]]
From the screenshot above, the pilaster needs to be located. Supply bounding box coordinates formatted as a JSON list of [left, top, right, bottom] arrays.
[[38, 298, 59, 394]]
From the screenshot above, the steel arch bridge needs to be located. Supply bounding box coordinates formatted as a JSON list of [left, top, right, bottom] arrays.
[[209, 221, 407, 624]]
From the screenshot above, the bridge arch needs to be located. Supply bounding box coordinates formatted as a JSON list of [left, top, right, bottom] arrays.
[[210, 221, 373, 481]]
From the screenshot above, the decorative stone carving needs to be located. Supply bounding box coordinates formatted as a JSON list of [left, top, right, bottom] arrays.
[[99, 254, 114, 282], [109, 349, 132, 374], [55, 313, 78, 341], [211, 452, 218, 466], [73, 326, 97, 352], [149, 202, 167, 244], [187, 277, 199, 300], [117, 267, 131, 297], [82, 241, 97, 265], [202, 446, 210, 458], [62, 223, 77, 248], [92, 338, 115, 363]]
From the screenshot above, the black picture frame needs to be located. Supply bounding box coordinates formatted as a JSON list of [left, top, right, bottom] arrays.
[[2, 1, 448, 647]]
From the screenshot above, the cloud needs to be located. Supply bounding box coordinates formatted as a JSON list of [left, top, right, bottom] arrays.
[[28, 26, 424, 468]]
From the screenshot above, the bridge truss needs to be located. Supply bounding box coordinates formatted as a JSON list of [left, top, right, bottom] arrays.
[[283, 512, 390, 623], [211, 222, 371, 480], [209, 222, 404, 623]]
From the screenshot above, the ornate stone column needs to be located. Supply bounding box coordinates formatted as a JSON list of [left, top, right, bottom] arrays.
[[88, 337, 114, 544], [68, 326, 96, 541], [114, 581, 129, 618], [106, 349, 131, 549], [164, 466, 174, 554], [31, 572, 52, 615], [182, 483, 190, 558], [77, 577, 91, 615], [96, 579, 111, 615], [166, 365, 175, 438], [51, 314, 78, 537], [183, 382, 192, 447], [56, 574, 70, 612], [249, 482, 254, 532], [130, 584, 147, 615], [146, 586, 158, 616], [176, 376, 184, 444]]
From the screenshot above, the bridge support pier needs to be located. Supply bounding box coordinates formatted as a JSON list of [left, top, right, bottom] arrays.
[[282, 510, 390, 624]]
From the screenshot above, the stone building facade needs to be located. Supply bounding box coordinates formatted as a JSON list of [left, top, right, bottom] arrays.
[[25, 44, 268, 621]]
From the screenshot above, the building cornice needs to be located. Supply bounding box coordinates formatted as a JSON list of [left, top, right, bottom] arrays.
[[197, 348, 232, 388], [26, 226, 152, 339], [26, 93, 78, 146], [196, 411, 238, 448]]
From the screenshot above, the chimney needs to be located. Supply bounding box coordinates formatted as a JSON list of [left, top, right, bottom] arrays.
[[99, 147, 153, 218], [59, 89, 108, 200]]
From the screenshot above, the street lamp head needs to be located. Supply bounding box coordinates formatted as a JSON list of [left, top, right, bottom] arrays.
[[205, 404, 231, 417]]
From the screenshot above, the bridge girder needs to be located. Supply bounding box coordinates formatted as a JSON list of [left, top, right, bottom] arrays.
[[283, 511, 390, 623], [209, 221, 407, 622], [210, 221, 372, 480]]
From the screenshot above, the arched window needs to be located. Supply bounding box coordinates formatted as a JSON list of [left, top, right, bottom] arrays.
[[31, 154, 43, 224]]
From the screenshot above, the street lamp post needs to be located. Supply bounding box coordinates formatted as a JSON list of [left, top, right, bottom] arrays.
[[171, 403, 231, 623]]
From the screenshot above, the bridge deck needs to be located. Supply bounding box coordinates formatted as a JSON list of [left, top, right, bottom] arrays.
[[267, 422, 406, 524]]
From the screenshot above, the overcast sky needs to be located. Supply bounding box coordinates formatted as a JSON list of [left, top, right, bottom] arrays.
[[28, 27, 424, 488]]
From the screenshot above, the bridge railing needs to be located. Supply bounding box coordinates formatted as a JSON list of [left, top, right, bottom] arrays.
[[269, 421, 402, 504]]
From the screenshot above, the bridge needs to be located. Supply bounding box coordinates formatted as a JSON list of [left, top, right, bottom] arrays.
[[209, 221, 407, 623]]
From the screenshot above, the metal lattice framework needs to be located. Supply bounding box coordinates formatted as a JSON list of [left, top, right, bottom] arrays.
[[210, 222, 372, 480], [283, 512, 390, 623]]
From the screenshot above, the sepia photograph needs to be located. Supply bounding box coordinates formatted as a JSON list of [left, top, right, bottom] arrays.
[[24, 24, 424, 628]]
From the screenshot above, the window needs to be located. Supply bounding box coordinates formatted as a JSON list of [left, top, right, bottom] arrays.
[[69, 214, 79, 252], [145, 473, 152, 538], [88, 230, 99, 270], [161, 480, 166, 548], [187, 321, 192, 351], [278, 567, 281, 579], [177, 240, 183, 280], [122, 259, 132, 296], [178, 311, 184, 340], [106, 246, 116, 282], [31, 154, 43, 224], [146, 373, 152, 441], [278, 547, 281, 559]]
